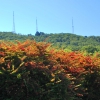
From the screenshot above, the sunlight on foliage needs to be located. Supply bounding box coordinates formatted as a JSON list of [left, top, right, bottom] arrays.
[[0, 40, 100, 100]]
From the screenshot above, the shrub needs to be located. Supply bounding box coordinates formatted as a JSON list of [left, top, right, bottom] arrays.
[[0, 40, 100, 100], [0, 40, 73, 100]]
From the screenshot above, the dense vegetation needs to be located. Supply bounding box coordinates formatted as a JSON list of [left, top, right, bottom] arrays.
[[0, 31, 100, 53], [0, 31, 100, 99], [0, 40, 100, 100]]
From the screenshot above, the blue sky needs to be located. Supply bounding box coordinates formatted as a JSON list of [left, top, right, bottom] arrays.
[[0, 0, 100, 36]]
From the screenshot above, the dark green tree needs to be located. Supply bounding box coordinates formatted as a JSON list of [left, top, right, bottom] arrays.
[[83, 46, 98, 53]]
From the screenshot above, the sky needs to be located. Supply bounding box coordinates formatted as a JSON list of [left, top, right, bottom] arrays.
[[0, 0, 100, 36]]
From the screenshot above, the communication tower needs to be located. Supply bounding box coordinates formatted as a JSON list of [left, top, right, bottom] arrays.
[[72, 17, 74, 34], [12, 11, 16, 33], [36, 17, 38, 32]]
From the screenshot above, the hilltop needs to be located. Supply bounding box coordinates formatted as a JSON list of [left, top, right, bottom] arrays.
[[0, 32, 100, 52]]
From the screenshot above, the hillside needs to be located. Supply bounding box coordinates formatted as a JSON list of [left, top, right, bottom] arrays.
[[0, 32, 100, 52]]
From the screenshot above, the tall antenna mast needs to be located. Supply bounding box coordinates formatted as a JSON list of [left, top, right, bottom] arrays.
[[36, 17, 38, 32], [72, 17, 74, 34], [12, 11, 16, 33]]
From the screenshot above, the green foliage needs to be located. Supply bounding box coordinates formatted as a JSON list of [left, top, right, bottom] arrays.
[[82, 69, 100, 100], [35, 31, 45, 36], [82, 46, 98, 54], [1, 32, 100, 52], [0, 33, 100, 99], [0, 40, 73, 100]]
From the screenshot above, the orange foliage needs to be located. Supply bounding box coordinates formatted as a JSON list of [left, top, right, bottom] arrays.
[[0, 40, 100, 74], [0, 40, 100, 99]]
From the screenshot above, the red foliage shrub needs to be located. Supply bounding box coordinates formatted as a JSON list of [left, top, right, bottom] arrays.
[[0, 40, 100, 100]]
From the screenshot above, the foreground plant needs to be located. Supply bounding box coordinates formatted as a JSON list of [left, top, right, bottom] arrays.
[[0, 40, 100, 100]]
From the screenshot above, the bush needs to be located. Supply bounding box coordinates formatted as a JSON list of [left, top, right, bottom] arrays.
[[0, 40, 100, 100], [0, 40, 73, 100]]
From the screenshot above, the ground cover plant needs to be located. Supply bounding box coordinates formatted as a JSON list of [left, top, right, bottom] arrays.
[[0, 40, 100, 100]]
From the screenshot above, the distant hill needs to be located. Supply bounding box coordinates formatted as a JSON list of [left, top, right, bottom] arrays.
[[0, 32, 100, 52]]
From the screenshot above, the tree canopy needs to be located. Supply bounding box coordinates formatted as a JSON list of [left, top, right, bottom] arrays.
[[0, 32, 100, 53]]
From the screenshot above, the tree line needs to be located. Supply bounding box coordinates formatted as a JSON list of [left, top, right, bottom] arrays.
[[0, 31, 100, 53]]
